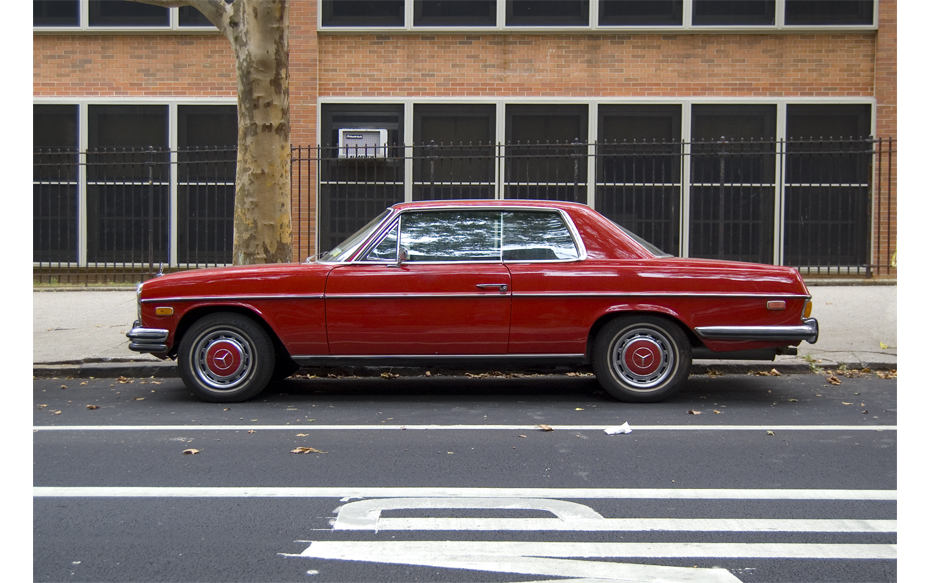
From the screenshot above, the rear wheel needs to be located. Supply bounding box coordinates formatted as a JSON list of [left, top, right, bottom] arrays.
[[593, 316, 692, 402], [178, 313, 275, 402]]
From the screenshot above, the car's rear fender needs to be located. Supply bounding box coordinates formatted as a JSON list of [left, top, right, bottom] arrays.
[[585, 310, 699, 363]]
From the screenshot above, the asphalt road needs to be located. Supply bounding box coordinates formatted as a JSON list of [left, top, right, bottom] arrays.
[[33, 372, 897, 583]]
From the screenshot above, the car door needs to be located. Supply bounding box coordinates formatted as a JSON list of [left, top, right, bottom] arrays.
[[324, 209, 512, 356], [503, 209, 591, 356]]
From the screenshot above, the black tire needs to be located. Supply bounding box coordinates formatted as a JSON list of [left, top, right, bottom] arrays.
[[592, 315, 692, 402], [178, 313, 275, 403]]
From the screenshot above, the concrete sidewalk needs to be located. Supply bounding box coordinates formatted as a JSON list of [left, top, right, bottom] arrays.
[[32, 282, 897, 379]]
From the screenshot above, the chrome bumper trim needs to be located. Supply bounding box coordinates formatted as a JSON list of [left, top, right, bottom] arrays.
[[695, 318, 819, 344], [126, 322, 170, 354]]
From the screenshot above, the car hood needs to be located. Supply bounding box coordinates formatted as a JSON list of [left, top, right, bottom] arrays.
[[139, 262, 332, 299]]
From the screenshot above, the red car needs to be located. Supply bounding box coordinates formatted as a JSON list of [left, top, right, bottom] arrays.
[[128, 200, 818, 403]]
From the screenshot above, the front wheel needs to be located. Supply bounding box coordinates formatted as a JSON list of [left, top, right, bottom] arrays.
[[178, 313, 275, 403], [593, 316, 692, 402]]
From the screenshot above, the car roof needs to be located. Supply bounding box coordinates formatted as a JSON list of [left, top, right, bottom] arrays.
[[390, 199, 588, 212]]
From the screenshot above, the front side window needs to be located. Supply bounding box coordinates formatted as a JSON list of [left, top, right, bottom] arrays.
[[503, 211, 580, 261], [361, 222, 400, 261], [401, 211, 502, 262]]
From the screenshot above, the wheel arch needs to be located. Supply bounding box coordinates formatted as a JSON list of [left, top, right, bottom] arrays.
[[585, 308, 702, 362], [171, 305, 293, 366]]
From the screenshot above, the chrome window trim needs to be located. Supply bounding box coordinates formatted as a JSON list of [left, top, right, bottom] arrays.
[[350, 206, 586, 265]]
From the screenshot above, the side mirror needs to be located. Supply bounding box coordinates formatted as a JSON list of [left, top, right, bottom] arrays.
[[389, 246, 409, 268]]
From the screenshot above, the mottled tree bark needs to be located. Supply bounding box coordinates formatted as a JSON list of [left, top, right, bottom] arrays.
[[127, 0, 291, 265]]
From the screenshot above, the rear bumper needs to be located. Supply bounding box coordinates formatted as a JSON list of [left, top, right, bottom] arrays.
[[126, 321, 170, 354], [694, 318, 819, 344]]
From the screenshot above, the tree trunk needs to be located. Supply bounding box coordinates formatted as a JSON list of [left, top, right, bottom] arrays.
[[230, 0, 291, 265], [126, 0, 292, 265]]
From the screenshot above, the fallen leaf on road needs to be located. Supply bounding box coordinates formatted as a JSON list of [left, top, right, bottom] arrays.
[[766, 431, 775, 436], [86, 405, 99, 410], [688, 410, 701, 415], [37, 404, 47, 409], [296, 433, 309, 437], [182, 449, 199, 455], [247, 430, 256, 434], [826, 375, 842, 385], [291, 447, 327, 454], [842, 402, 854, 405], [876, 370, 897, 379], [537, 424, 554, 431]]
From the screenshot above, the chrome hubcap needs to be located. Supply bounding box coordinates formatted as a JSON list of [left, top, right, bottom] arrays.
[[611, 327, 674, 390], [194, 330, 252, 390]]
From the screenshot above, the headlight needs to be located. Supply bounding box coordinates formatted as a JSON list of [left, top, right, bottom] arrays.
[[136, 282, 143, 322]]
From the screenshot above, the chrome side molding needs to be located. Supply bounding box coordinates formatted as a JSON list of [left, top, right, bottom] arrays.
[[694, 318, 819, 344]]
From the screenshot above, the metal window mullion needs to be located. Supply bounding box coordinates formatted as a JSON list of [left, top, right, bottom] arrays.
[[404, 101, 414, 202], [774, 0, 785, 28], [683, 0, 693, 27], [680, 102, 692, 258], [773, 101, 786, 266], [496, 101, 506, 199], [78, 102, 88, 266], [586, 103, 597, 208]]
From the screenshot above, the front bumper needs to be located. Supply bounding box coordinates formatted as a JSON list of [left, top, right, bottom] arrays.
[[126, 321, 170, 354], [694, 317, 819, 344]]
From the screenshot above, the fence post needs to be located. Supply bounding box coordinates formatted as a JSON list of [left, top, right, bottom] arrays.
[[718, 136, 727, 259]]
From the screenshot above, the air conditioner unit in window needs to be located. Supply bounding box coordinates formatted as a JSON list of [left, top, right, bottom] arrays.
[[338, 128, 388, 159]]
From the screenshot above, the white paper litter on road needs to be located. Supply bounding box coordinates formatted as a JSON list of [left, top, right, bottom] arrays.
[[604, 423, 632, 435]]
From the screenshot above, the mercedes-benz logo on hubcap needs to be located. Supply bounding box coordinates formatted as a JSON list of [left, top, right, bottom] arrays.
[[632, 347, 654, 369], [212, 348, 233, 371]]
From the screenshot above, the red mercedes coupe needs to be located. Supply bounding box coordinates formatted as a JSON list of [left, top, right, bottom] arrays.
[[128, 200, 818, 403]]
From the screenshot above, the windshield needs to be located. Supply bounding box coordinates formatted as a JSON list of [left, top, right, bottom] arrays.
[[318, 209, 391, 262], [611, 221, 673, 258]]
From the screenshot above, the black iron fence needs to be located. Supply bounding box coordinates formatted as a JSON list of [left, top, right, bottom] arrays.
[[35, 137, 895, 284]]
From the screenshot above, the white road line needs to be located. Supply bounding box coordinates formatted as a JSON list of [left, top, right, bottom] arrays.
[[33, 487, 897, 500], [33, 424, 897, 431], [299, 540, 898, 560], [348, 517, 897, 533]]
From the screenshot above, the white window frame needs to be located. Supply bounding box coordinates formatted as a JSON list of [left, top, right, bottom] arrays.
[[33, 0, 219, 33], [317, 96, 876, 264], [33, 97, 237, 268], [317, 0, 879, 32]]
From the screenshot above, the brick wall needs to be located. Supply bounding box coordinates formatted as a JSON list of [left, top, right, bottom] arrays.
[[33, 34, 236, 97], [317, 33, 877, 98]]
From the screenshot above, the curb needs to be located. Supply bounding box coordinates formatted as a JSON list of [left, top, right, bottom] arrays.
[[34, 359, 896, 380]]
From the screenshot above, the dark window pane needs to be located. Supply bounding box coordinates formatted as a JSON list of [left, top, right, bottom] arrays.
[[34, 104, 79, 263], [34, 104, 78, 151], [692, 0, 775, 26], [597, 105, 682, 254], [34, 0, 79, 26], [177, 106, 237, 265], [506, 105, 587, 202], [785, 0, 873, 25], [783, 105, 872, 270], [86, 105, 169, 264], [415, 0, 496, 26], [322, 0, 404, 26], [599, 0, 683, 26], [503, 211, 579, 261], [413, 104, 495, 200], [319, 104, 405, 252], [89, 0, 169, 26], [179, 6, 213, 26], [507, 0, 589, 26], [689, 105, 776, 263], [401, 211, 501, 261]]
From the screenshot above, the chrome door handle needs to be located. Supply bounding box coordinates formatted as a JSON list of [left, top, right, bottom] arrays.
[[476, 283, 508, 292]]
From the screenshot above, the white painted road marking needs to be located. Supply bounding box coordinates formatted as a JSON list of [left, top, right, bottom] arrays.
[[33, 424, 897, 431], [330, 496, 894, 533], [287, 497, 896, 583], [33, 486, 897, 500]]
